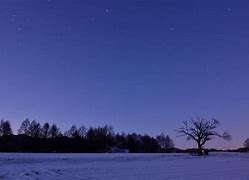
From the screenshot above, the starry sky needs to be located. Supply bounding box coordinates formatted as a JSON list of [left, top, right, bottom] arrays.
[[1, 0, 249, 149]]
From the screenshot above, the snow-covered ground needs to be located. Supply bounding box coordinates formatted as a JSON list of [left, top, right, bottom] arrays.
[[0, 153, 248, 180]]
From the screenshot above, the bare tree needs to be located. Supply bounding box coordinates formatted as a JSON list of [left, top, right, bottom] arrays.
[[177, 117, 231, 156], [244, 138, 249, 149], [165, 135, 174, 149], [156, 133, 174, 150]]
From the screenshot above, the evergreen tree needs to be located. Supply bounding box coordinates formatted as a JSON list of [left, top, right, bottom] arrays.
[[0, 119, 12, 136], [18, 118, 31, 135], [41, 122, 50, 138], [48, 124, 60, 138]]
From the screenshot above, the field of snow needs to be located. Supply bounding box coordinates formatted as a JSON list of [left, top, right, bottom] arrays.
[[0, 153, 249, 180]]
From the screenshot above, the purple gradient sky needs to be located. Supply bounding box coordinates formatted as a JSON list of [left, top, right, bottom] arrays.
[[1, 0, 249, 149]]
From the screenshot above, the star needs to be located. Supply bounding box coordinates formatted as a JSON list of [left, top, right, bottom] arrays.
[[105, 9, 110, 13], [18, 27, 22, 31], [11, 14, 16, 22], [170, 27, 174, 31], [226, 8, 232, 14]]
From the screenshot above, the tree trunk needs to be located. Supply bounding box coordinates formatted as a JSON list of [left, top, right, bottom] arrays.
[[197, 142, 203, 156]]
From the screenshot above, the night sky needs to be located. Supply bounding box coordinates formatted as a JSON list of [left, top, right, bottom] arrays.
[[1, 0, 249, 149]]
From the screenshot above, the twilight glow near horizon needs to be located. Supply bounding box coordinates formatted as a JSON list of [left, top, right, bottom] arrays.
[[0, 0, 249, 149]]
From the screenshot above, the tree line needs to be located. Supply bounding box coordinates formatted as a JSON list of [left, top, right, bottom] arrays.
[[1, 117, 248, 155], [0, 119, 174, 153]]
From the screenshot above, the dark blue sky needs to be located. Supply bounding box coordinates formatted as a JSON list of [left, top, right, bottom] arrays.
[[1, 0, 249, 148]]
